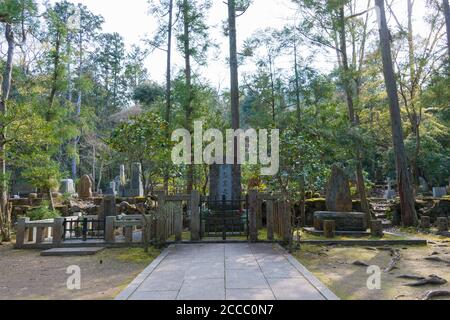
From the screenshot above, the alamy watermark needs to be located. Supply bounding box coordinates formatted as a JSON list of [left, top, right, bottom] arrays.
[[66, 265, 81, 290], [171, 121, 280, 176]]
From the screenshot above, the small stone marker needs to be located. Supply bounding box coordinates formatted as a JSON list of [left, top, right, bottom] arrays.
[[106, 181, 116, 195], [323, 220, 336, 238], [437, 217, 449, 233], [420, 216, 431, 229], [60, 179, 75, 195], [370, 220, 384, 237], [433, 187, 447, 198], [384, 178, 396, 200]]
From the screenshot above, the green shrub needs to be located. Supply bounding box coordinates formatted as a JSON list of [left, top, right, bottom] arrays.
[[28, 201, 60, 221]]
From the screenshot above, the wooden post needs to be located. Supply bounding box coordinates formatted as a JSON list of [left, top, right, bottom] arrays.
[[15, 217, 29, 248], [155, 191, 166, 209], [124, 226, 133, 243], [190, 191, 200, 241], [266, 200, 275, 241], [52, 218, 65, 246], [105, 216, 115, 243], [248, 191, 258, 242], [437, 217, 449, 233], [35, 227, 45, 244], [281, 200, 292, 243], [420, 216, 431, 229], [174, 207, 183, 242], [323, 220, 336, 239], [370, 220, 384, 238], [256, 197, 263, 230]]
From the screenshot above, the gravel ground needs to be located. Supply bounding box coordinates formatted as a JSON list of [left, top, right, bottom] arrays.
[[0, 243, 157, 300], [294, 235, 450, 300]]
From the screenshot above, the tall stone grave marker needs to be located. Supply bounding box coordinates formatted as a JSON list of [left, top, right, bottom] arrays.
[[130, 163, 144, 197], [79, 175, 93, 198]]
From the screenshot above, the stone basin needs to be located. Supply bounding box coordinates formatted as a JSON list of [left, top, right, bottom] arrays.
[[313, 211, 368, 232]]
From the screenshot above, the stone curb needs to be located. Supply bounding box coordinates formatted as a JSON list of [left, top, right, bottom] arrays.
[[275, 244, 340, 301], [114, 245, 174, 300], [298, 239, 427, 246]]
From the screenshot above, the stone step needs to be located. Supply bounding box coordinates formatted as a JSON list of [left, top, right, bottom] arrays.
[[382, 220, 392, 228], [41, 247, 105, 257], [376, 214, 387, 219]]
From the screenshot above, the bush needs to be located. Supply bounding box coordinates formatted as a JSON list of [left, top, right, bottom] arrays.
[[28, 201, 60, 221]]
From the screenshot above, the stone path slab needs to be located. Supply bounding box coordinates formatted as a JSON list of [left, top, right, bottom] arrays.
[[116, 243, 339, 301], [40, 247, 105, 256]]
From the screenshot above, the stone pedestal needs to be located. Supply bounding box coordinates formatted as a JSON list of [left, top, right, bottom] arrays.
[[101, 195, 117, 219], [323, 220, 336, 238], [420, 216, 431, 229], [314, 211, 368, 232], [370, 220, 384, 237], [437, 217, 449, 232]]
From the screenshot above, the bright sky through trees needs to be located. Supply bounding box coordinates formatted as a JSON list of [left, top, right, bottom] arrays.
[[47, 0, 429, 89]]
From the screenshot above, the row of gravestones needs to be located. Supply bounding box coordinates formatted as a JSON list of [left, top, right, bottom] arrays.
[[384, 177, 449, 200], [59, 163, 144, 198]]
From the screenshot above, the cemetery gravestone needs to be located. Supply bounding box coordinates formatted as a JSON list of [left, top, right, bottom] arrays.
[[384, 178, 396, 200], [79, 175, 93, 198], [129, 163, 144, 197], [326, 165, 352, 212], [313, 166, 368, 232], [433, 187, 447, 198], [119, 165, 127, 197], [60, 179, 75, 195]]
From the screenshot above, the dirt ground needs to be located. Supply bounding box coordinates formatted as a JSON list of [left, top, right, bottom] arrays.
[[294, 234, 450, 300], [0, 243, 160, 300]]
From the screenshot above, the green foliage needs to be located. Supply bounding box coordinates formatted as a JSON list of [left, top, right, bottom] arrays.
[[133, 82, 165, 107], [109, 112, 171, 190], [27, 201, 60, 221]]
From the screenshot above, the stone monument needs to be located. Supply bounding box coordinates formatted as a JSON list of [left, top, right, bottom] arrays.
[[313, 165, 368, 232], [79, 175, 93, 198], [384, 178, 396, 200], [433, 187, 447, 198], [129, 163, 144, 197], [60, 179, 75, 195]]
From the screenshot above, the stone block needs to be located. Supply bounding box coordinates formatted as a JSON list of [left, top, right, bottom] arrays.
[[314, 211, 368, 232]]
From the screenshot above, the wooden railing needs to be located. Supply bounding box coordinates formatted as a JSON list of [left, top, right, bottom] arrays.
[[15, 191, 292, 248]]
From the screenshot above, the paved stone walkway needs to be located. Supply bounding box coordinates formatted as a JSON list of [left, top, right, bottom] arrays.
[[116, 243, 339, 300]]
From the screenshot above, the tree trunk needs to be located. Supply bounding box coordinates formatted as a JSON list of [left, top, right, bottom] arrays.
[[407, 0, 420, 187], [294, 39, 301, 123], [164, 0, 174, 194], [228, 0, 242, 200], [72, 29, 84, 181], [183, 0, 194, 195], [269, 55, 276, 123], [337, 7, 370, 219], [443, 0, 450, 61], [375, 0, 418, 226], [0, 23, 14, 242]]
